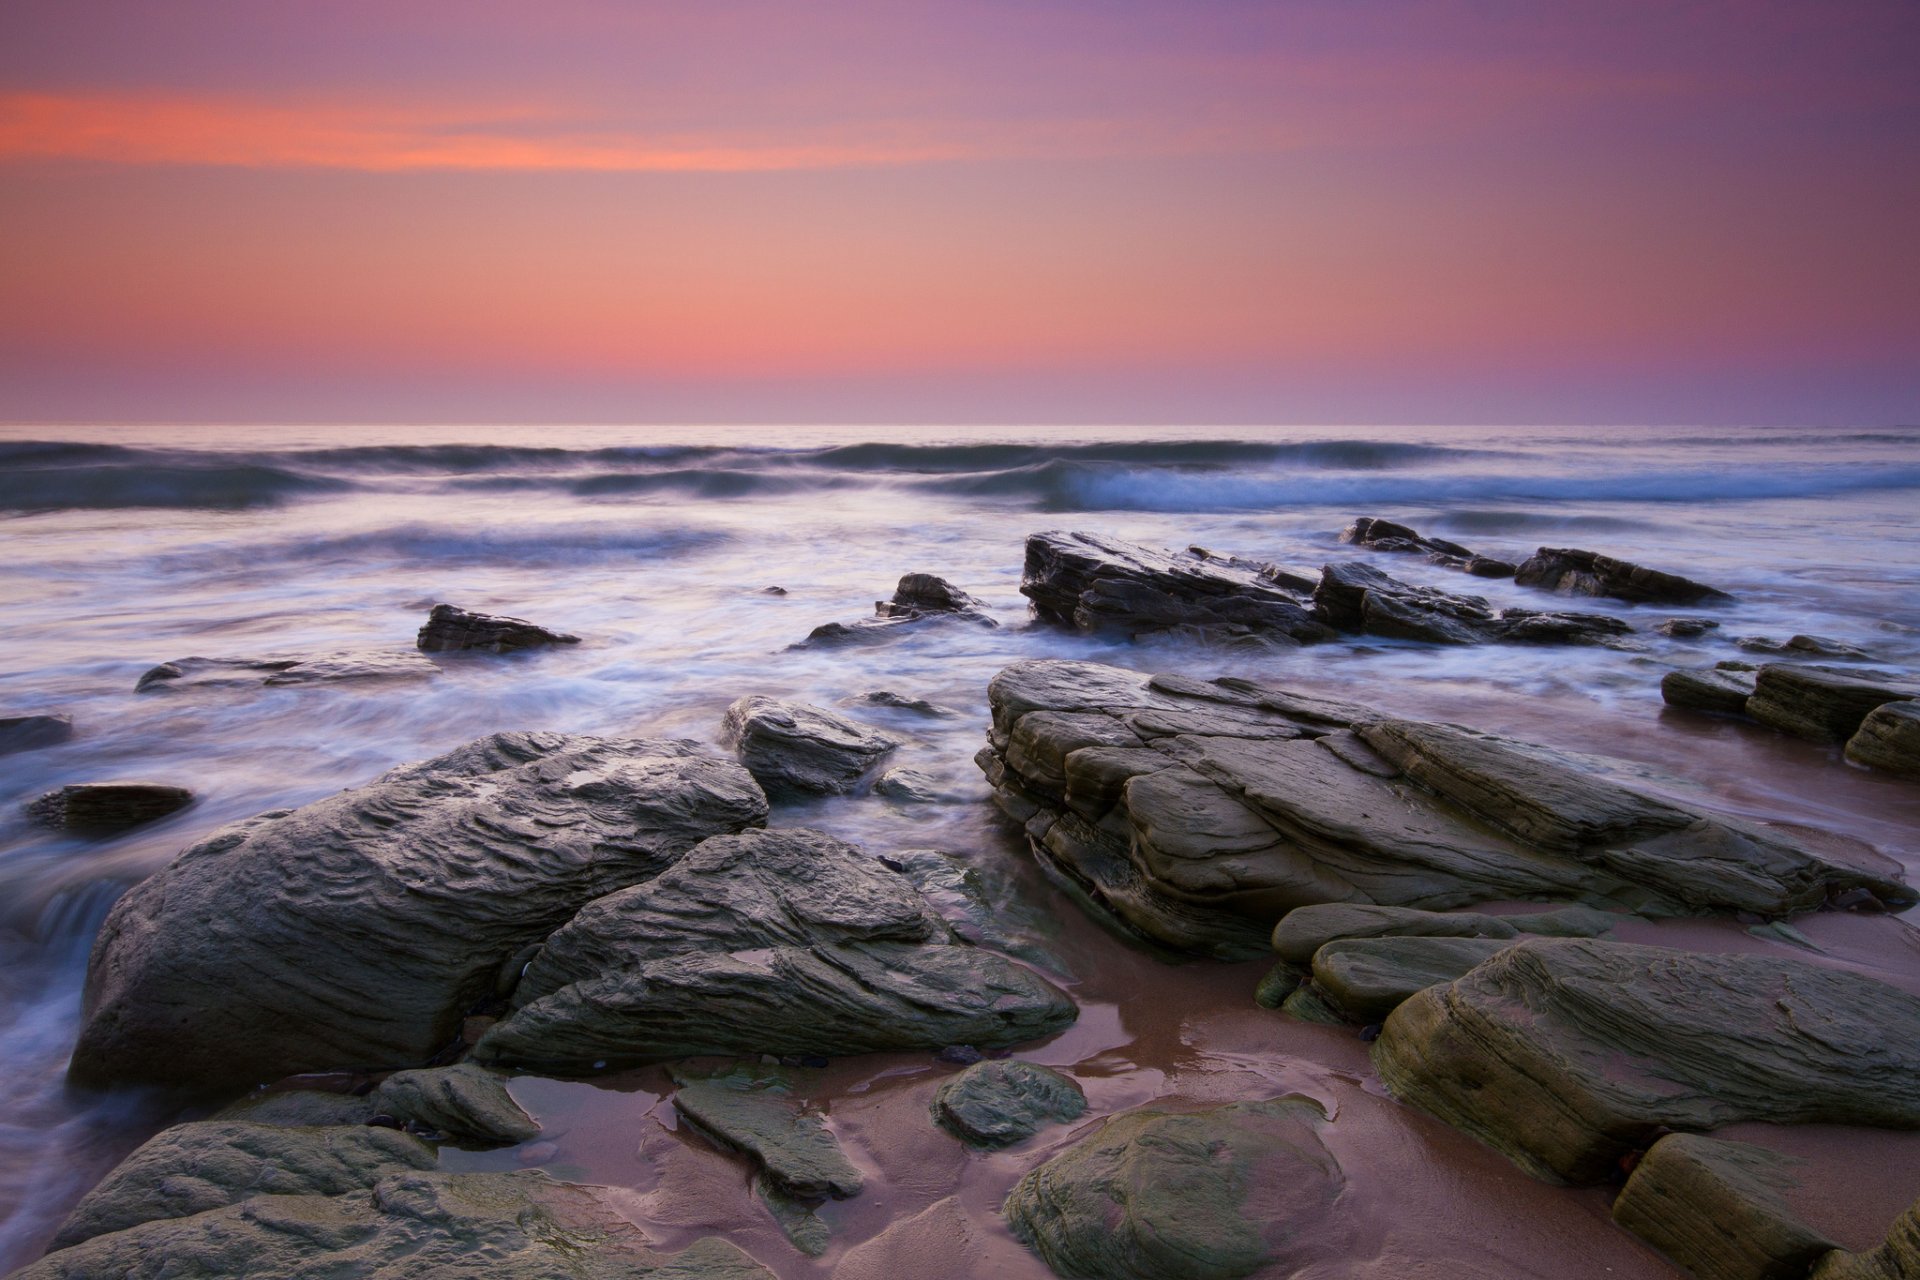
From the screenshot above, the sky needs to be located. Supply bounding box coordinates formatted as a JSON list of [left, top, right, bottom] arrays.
[[0, 0, 1916, 427]]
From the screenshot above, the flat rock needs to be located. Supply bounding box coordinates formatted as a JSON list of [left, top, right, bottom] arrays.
[[1847, 701, 1920, 776], [1612, 1133, 1834, 1280], [0, 712, 73, 753], [1284, 934, 1514, 1024], [1003, 1095, 1348, 1280], [672, 1065, 862, 1200], [1372, 938, 1920, 1184], [371, 1062, 539, 1146], [1747, 665, 1920, 743], [136, 652, 437, 693], [1314, 561, 1632, 646], [932, 1060, 1086, 1148], [473, 828, 1076, 1072], [720, 696, 900, 795], [1813, 1195, 1920, 1279], [415, 603, 580, 653], [70, 732, 767, 1091], [27, 782, 193, 833], [1269, 903, 1614, 966], [1662, 667, 1758, 714], [1514, 546, 1732, 605]]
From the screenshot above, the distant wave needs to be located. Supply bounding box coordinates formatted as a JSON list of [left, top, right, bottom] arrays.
[[152, 522, 733, 571], [0, 462, 350, 513]]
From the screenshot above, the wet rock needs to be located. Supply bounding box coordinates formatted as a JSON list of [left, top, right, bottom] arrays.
[[873, 767, 948, 803], [136, 652, 437, 692], [1340, 516, 1475, 558], [26, 783, 193, 833], [1372, 937, 1920, 1184], [761, 585, 788, 596], [721, 696, 900, 795], [414, 603, 580, 653], [1737, 634, 1872, 660], [473, 828, 1076, 1072], [1813, 1194, 1920, 1279], [50, 1121, 436, 1248], [1313, 561, 1632, 646], [70, 732, 767, 1091], [980, 660, 1907, 958], [371, 1063, 539, 1146], [1657, 618, 1721, 638], [672, 1065, 862, 1200], [849, 690, 958, 717], [1004, 1096, 1346, 1280], [1514, 547, 1732, 605], [0, 712, 73, 753], [887, 572, 984, 615], [1020, 530, 1332, 645], [1747, 665, 1920, 744], [1662, 667, 1759, 715], [1283, 935, 1514, 1024], [795, 573, 996, 647], [1269, 903, 1614, 966], [1612, 1134, 1835, 1280], [1847, 702, 1920, 776], [22, 1170, 772, 1279], [932, 1060, 1086, 1148]]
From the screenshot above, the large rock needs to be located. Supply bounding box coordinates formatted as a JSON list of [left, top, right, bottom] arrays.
[[1312, 561, 1632, 646], [932, 1060, 1086, 1148], [1003, 1096, 1346, 1280], [1514, 547, 1732, 605], [1020, 531, 1333, 645], [370, 1063, 539, 1146], [1847, 701, 1920, 776], [70, 731, 768, 1091], [978, 660, 1908, 957], [672, 1066, 862, 1200], [1813, 1195, 1920, 1279], [473, 828, 1076, 1072], [19, 1170, 772, 1279], [1662, 666, 1759, 715], [1747, 665, 1920, 743], [136, 652, 437, 693], [414, 603, 580, 653], [1612, 1134, 1835, 1280], [1372, 938, 1920, 1184], [0, 712, 73, 753], [27, 783, 193, 833], [720, 696, 900, 796]]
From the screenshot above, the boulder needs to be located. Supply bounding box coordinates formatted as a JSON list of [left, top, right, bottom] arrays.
[[1372, 938, 1920, 1184], [414, 603, 580, 653], [1284, 935, 1513, 1025], [671, 1065, 862, 1200], [1662, 667, 1758, 715], [931, 1060, 1086, 1148], [1003, 1096, 1347, 1280], [1747, 665, 1920, 743], [1812, 1195, 1920, 1279], [19, 1170, 772, 1280], [1020, 531, 1332, 645], [136, 652, 437, 693], [1612, 1134, 1835, 1280], [0, 712, 73, 753], [1847, 701, 1920, 776], [70, 732, 767, 1091], [473, 828, 1076, 1072], [720, 696, 899, 796], [1514, 547, 1732, 605], [1269, 903, 1613, 966], [370, 1063, 539, 1146], [1313, 561, 1632, 646], [794, 573, 996, 648], [27, 783, 193, 833]]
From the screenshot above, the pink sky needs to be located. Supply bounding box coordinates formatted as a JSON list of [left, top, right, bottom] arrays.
[[0, 0, 1915, 425]]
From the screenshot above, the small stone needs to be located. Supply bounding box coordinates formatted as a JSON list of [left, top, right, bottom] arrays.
[[415, 603, 581, 653], [932, 1060, 1086, 1148], [761, 586, 788, 596], [936, 1044, 985, 1066], [1656, 618, 1721, 638]]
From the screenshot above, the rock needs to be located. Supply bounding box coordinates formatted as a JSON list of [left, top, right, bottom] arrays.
[[672, 1065, 862, 1200], [473, 828, 1076, 1072], [1737, 634, 1872, 660], [1269, 903, 1614, 966], [1657, 618, 1721, 638], [720, 696, 900, 795], [1847, 701, 1920, 776], [21, 1170, 772, 1279], [26, 783, 193, 833], [1662, 667, 1759, 715], [1003, 1096, 1346, 1280], [1435, 552, 1520, 578], [0, 712, 73, 753], [849, 690, 957, 717], [1313, 561, 1632, 646], [1020, 530, 1332, 645], [1612, 1134, 1835, 1280], [136, 652, 437, 692], [50, 1120, 437, 1248], [1340, 516, 1474, 558], [887, 572, 984, 614], [414, 603, 580, 653], [371, 1063, 539, 1146], [70, 732, 767, 1091], [873, 767, 947, 803], [1747, 665, 1920, 743], [1813, 1195, 1920, 1279], [1514, 547, 1732, 605], [1372, 938, 1920, 1184], [932, 1060, 1086, 1148], [979, 660, 1908, 958], [760, 586, 788, 596], [794, 573, 995, 647], [214, 1090, 381, 1128], [1284, 935, 1515, 1024]]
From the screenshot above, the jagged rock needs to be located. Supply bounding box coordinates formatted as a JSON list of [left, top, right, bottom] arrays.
[[27, 783, 193, 833], [1514, 547, 1732, 605], [1847, 702, 1920, 776], [1658, 618, 1722, 638], [887, 572, 983, 614], [932, 1060, 1086, 1148], [1283, 935, 1515, 1024], [1269, 903, 1614, 966], [1747, 665, 1920, 743], [1020, 530, 1332, 645], [1432, 551, 1519, 578], [0, 712, 72, 753], [1737, 634, 1872, 660], [794, 573, 996, 647], [979, 660, 1907, 958], [1313, 561, 1632, 646], [1340, 516, 1474, 557], [1372, 938, 1920, 1184], [849, 690, 958, 717], [50, 1121, 437, 1248], [672, 1066, 862, 1200], [473, 828, 1076, 1072], [720, 696, 900, 795], [1813, 1195, 1920, 1279], [136, 652, 437, 693], [371, 1063, 538, 1146], [1004, 1096, 1346, 1280], [70, 732, 767, 1091], [1662, 667, 1759, 714], [415, 603, 580, 653], [1612, 1134, 1835, 1280], [19, 1170, 772, 1279]]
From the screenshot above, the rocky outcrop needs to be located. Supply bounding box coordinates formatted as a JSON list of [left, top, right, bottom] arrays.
[[1813, 1195, 1920, 1279], [70, 732, 767, 1091], [1372, 938, 1920, 1184], [1514, 547, 1732, 605], [472, 828, 1075, 1072], [1020, 531, 1332, 645], [1340, 516, 1516, 577], [796, 573, 997, 647], [1847, 702, 1920, 776], [1746, 666, 1920, 743], [26, 783, 193, 833], [136, 652, 437, 692], [1662, 666, 1759, 715], [720, 696, 900, 796], [932, 1060, 1086, 1148], [414, 603, 580, 653], [979, 660, 1908, 958], [672, 1066, 862, 1200], [1003, 1096, 1347, 1280], [1611, 1134, 1835, 1280], [0, 712, 73, 753], [370, 1063, 539, 1146], [1313, 561, 1632, 646]]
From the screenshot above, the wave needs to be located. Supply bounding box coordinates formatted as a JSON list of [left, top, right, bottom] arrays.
[[153, 522, 734, 571], [0, 463, 351, 513]]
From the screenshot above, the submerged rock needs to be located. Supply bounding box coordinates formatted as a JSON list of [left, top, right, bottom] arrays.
[[1662, 666, 1758, 715], [795, 573, 997, 648], [1737, 634, 1872, 660], [1847, 702, 1920, 776], [873, 767, 949, 803], [1514, 546, 1732, 605], [1656, 617, 1722, 638], [414, 603, 581, 653], [1340, 516, 1517, 578], [1372, 938, 1920, 1184], [26, 782, 193, 833], [721, 696, 900, 795], [70, 732, 767, 1091], [1612, 1134, 1835, 1280], [370, 1063, 539, 1146], [1746, 665, 1920, 743], [932, 1060, 1086, 1148], [136, 652, 437, 693], [0, 712, 73, 753], [1313, 561, 1632, 646], [672, 1066, 862, 1201], [848, 690, 958, 717]]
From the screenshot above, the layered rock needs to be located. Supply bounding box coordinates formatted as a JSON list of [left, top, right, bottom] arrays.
[[796, 573, 997, 648], [1514, 547, 1732, 605], [1611, 1134, 1835, 1280], [931, 1060, 1086, 1148], [1847, 702, 1920, 776], [979, 660, 1908, 958], [1269, 904, 1614, 966], [1340, 516, 1516, 577], [70, 731, 767, 1091], [0, 712, 73, 753], [26, 783, 193, 833], [1662, 666, 1759, 715], [473, 828, 1076, 1072], [1746, 666, 1920, 743], [414, 603, 580, 653], [1313, 561, 1632, 646], [136, 652, 437, 693], [1281, 934, 1514, 1025], [1372, 938, 1920, 1184], [720, 696, 900, 796], [369, 1063, 539, 1146], [672, 1066, 862, 1200]]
